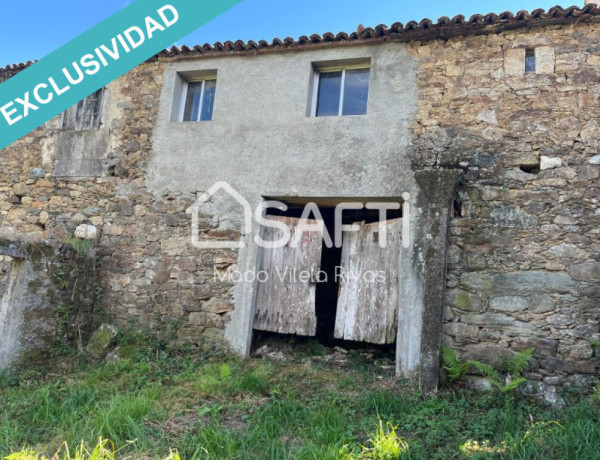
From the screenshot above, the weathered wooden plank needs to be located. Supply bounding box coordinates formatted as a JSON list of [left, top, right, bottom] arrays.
[[253, 216, 322, 336], [334, 218, 402, 344]]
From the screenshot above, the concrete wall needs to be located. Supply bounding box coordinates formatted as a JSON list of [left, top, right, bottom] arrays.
[[149, 43, 418, 197]]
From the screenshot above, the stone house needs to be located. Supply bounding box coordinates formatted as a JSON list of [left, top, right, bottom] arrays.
[[1, 4, 599, 395]]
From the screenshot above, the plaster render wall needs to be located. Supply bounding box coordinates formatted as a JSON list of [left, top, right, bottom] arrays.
[[148, 43, 419, 198], [147, 43, 429, 365]]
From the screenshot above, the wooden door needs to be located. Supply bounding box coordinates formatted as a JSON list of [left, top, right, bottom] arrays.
[[253, 216, 323, 336], [334, 219, 402, 344]]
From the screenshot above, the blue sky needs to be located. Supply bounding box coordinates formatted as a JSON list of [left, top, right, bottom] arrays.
[[1, 0, 571, 67]]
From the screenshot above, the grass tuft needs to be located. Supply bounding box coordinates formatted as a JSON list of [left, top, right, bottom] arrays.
[[1, 344, 599, 459]]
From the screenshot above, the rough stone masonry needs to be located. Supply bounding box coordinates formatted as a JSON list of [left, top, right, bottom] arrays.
[[0, 4, 599, 394]]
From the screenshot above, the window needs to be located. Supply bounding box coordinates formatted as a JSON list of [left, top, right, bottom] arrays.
[[525, 49, 536, 73], [61, 88, 104, 130], [312, 67, 370, 117], [181, 79, 216, 122]]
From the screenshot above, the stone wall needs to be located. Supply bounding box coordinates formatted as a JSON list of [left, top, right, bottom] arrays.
[[408, 23, 600, 387], [0, 19, 599, 387], [0, 61, 236, 351]]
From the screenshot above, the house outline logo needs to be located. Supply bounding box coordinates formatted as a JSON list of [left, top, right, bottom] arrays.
[[187, 181, 413, 250], [186, 181, 253, 249]]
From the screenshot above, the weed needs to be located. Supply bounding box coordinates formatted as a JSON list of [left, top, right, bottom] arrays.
[[341, 420, 410, 460], [1, 346, 598, 459], [442, 345, 533, 392], [65, 238, 95, 257]]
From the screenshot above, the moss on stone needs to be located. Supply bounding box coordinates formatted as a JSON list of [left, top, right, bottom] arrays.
[[86, 324, 117, 359], [455, 291, 473, 310]]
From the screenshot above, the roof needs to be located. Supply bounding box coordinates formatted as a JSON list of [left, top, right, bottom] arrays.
[[157, 4, 600, 59], [2, 4, 600, 72]]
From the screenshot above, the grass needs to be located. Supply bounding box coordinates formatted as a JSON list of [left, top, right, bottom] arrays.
[[0, 344, 598, 459]]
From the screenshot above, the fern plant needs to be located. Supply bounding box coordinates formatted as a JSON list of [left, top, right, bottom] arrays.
[[503, 347, 534, 376], [441, 345, 470, 381], [441, 345, 534, 392]]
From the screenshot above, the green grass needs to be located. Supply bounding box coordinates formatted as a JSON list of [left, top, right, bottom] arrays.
[[0, 345, 599, 459]]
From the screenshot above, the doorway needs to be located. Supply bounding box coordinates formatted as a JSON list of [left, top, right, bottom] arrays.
[[251, 201, 403, 352]]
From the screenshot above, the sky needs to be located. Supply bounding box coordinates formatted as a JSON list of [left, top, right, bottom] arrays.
[[0, 0, 574, 67]]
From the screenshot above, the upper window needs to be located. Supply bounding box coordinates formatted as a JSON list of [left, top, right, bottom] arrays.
[[525, 49, 536, 73], [181, 79, 216, 122], [312, 67, 370, 117], [61, 88, 104, 130]]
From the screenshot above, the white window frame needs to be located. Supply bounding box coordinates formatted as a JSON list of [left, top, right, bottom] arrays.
[[179, 78, 216, 122], [311, 64, 370, 118]]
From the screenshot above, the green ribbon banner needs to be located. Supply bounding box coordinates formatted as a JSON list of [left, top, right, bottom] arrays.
[[0, 0, 242, 151]]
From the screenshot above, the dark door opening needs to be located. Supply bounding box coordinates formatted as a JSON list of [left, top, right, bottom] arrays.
[[252, 200, 402, 354]]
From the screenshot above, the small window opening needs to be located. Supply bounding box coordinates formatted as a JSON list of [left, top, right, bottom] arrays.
[[451, 193, 466, 219], [525, 49, 536, 74], [61, 88, 104, 130], [519, 163, 540, 174]]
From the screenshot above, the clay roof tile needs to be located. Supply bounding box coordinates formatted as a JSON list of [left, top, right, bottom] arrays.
[[4, 5, 600, 71]]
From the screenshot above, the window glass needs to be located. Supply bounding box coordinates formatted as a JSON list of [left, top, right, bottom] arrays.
[[316, 71, 342, 117], [183, 82, 204, 122], [201, 79, 216, 121], [342, 68, 370, 116], [525, 49, 536, 73], [183, 80, 216, 122]]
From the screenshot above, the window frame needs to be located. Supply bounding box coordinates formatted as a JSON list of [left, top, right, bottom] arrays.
[[525, 49, 536, 74], [310, 63, 371, 118], [179, 77, 217, 122], [60, 88, 104, 131]]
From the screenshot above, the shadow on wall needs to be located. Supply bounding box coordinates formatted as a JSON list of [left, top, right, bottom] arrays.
[[0, 240, 104, 372], [0, 256, 30, 370]]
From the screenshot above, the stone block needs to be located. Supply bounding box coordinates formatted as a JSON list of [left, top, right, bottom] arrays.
[[461, 313, 541, 336], [567, 262, 600, 281], [489, 296, 529, 312], [86, 324, 117, 359], [491, 271, 575, 294], [13, 183, 29, 197], [513, 338, 558, 357], [530, 294, 555, 314], [541, 358, 597, 374], [459, 273, 492, 292], [464, 343, 515, 367], [443, 322, 480, 339], [504, 48, 525, 76], [446, 289, 484, 312], [544, 244, 587, 262], [178, 257, 197, 272], [535, 46, 555, 74], [490, 205, 537, 229], [579, 166, 600, 180], [587, 154, 600, 165], [29, 168, 45, 179], [74, 224, 98, 240], [546, 314, 572, 326], [202, 298, 234, 314], [540, 156, 562, 170]]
